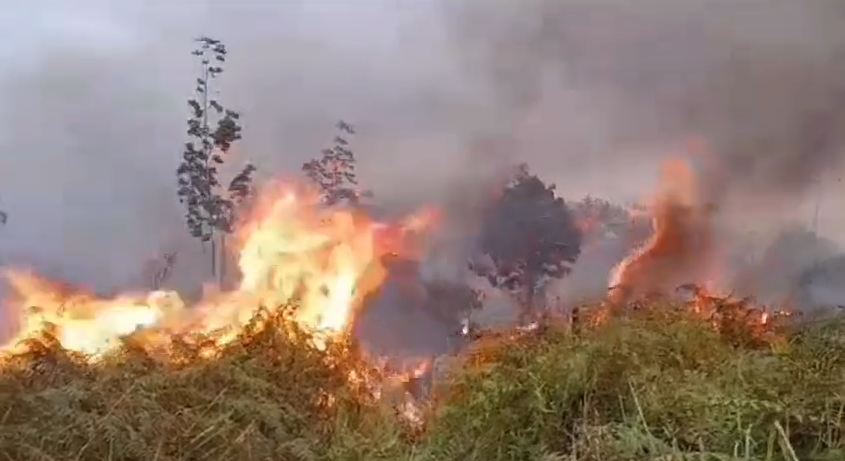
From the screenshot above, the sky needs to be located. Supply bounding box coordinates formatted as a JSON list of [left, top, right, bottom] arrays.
[[1, 0, 844, 295]]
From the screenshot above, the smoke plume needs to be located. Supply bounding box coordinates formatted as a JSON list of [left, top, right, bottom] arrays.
[[2, 1, 845, 318]]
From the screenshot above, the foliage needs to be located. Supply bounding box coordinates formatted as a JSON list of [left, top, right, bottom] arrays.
[[303, 121, 367, 206], [0, 209, 6, 225], [571, 196, 630, 237], [1, 303, 843, 461], [472, 164, 582, 320], [176, 37, 256, 242], [420, 307, 845, 461], [0, 308, 407, 461]]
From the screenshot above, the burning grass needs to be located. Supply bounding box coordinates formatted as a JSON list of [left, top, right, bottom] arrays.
[[1, 301, 843, 461], [0, 307, 410, 461]]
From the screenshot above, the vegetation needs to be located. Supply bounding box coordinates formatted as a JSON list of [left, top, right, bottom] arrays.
[[420, 307, 845, 461], [0, 308, 406, 461], [176, 37, 256, 284], [303, 121, 368, 207], [571, 195, 631, 235], [472, 164, 582, 322], [2, 302, 842, 460]]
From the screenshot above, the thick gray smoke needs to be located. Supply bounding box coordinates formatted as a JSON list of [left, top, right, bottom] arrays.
[[443, 0, 845, 309], [2, 1, 845, 316], [447, 0, 845, 200]]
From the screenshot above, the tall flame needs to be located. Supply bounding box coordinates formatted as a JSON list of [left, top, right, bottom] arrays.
[[608, 158, 714, 305], [0, 183, 437, 356]]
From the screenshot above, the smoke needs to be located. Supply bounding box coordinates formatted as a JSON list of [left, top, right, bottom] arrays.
[[443, 0, 845, 307], [447, 0, 845, 201], [0, 1, 471, 293], [730, 226, 841, 308], [2, 0, 845, 313]]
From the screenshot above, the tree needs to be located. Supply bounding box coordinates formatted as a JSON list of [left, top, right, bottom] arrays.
[[143, 251, 178, 290], [571, 195, 630, 239], [302, 121, 367, 206], [176, 37, 256, 285], [471, 164, 582, 322]]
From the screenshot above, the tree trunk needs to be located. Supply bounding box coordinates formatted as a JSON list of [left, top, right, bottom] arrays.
[[520, 271, 535, 325], [210, 233, 217, 279], [219, 233, 226, 288]]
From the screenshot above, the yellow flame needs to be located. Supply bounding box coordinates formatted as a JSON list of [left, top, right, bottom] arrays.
[[0, 183, 435, 356], [1, 271, 180, 356]]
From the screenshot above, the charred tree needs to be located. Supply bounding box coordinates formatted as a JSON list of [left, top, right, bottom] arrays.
[[472, 164, 582, 323], [176, 37, 256, 285]]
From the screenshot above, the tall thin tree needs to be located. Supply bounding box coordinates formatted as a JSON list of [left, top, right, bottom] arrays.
[[176, 37, 256, 285]]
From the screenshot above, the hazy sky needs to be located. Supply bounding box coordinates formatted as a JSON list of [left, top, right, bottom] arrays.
[[1, 0, 844, 293]]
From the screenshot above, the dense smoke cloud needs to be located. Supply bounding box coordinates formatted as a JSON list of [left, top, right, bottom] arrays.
[[443, 0, 845, 309], [447, 0, 845, 199], [1, 0, 845, 312]]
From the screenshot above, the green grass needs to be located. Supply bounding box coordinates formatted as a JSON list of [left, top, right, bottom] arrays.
[[1, 304, 843, 460], [418, 308, 845, 461]]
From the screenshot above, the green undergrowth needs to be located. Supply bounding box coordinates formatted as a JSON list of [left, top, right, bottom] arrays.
[[1, 305, 843, 461], [418, 308, 845, 461]]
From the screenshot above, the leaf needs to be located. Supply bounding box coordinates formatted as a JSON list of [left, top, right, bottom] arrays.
[[228, 164, 257, 204], [188, 99, 202, 116], [336, 120, 355, 134], [473, 166, 582, 295], [0, 210, 7, 225]]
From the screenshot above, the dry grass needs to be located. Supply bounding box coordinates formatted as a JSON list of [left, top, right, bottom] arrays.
[[0, 308, 407, 461], [1, 301, 843, 460]]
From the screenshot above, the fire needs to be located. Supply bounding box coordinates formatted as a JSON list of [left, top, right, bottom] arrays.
[[601, 157, 791, 341], [0, 183, 437, 356], [0, 271, 182, 356], [608, 158, 714, 305]]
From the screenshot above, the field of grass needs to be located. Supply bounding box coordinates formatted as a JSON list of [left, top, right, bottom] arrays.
[[1, 304, 843, 460]]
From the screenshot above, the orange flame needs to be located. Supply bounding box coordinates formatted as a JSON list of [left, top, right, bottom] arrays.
[[0, 271, 183, 356], [608, 158, 713, 305], [0, 183, 437, 356]]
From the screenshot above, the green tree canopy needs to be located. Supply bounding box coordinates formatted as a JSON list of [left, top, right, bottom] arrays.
[[472, 164, 582, 321]]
